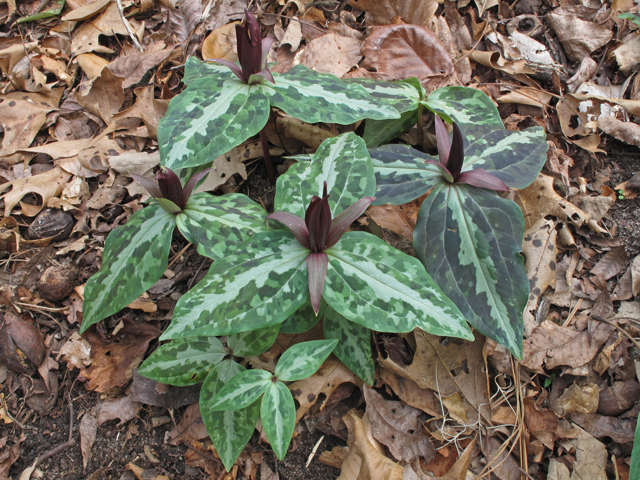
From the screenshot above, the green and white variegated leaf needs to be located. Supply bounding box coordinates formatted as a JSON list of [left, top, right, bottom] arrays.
[[280, 298, 324, 334], [343, 78, 420, 114], [158, 77, 269, 170], [182, 57, 234, 84], [324, 232, 473, 339], [81, 204, 175, 333], [370, 144, 444, 205], [274, 133, 375, 218], [274, 339, 338, 382], [425, 87, 503, 128], [363, 109, 419, 148], [414, 184, 528, 359], [138, 336, 227, 386], [209, 368, 272, 411], [266, 65, 400, 124], [261, 381, 296, 460], [177, 193, 268, 260], [161, 231, 309, 340], [461, 127, 548, 189], [323, 306, 374, 385], [228, 324, 281, 357], [200, 360, 260, 471]]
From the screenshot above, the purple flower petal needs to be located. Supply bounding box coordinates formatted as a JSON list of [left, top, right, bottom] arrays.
[[306, 253, 328, 315], [307, 195, 331, 251], [130, 172, 162, 200], [434, 115, 450, 167], [261, 37, 275, 70], [457, 169, 510, 191], [326, 197, 374, 249], [267, 211, 310, 249], [157, 168, 185, 209], [448, 122, 465, 179], [210, 59, 245, 82], [183, 168, 212, 203]]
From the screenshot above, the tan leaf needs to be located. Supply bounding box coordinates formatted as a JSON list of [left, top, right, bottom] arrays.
[[80, 411, 98, 469], [348, 0, 438, 27], [366, 194, 425, 242], [202, 21, 239, 61], [97, 395, 141, 426], [62, 0, 111, 21], [0, 89, 63, 158], [590, 245, 627, 281], [109, 151, 160, 176], [107, 43, 175, 89], [298, 33, 363, 78], [112, 85, 169, 139], [0, 166, 71, 217], [612, 32, 640, 73], [558, 383, 600, 416], [403, 439, 475, 480], [378, 368, 440, 417], [466, 50, 535, 77], [547, 8, 613, 63], [567, 426, 607, 480], [60, 331, 92, 370], [598, 115, 640, 147], [76, 53, 110, 80], [75, 68, 125, 124], [71, 2, 141, 55], [169, 403, 209, 445]]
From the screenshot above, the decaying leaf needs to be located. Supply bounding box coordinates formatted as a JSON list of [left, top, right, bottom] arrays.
[[96, 395, 141, 426], [107, 43, 175, 89], [80, 411, 98, 469], [557, 383, 599, 416], [570, 413, 636, 444], [348, 0, 438, 27], [590, 245, 627, 281], [547, 8, 613, 63], [366, 194, 426, 242], [169, 403, 208, 445], [298, 33, 363, 78], [60, 331, 92, 370]]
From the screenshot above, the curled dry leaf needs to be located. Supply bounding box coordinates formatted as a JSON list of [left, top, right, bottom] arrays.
[[597, 381, 640, 416], [590, 245, 627, 281], [202, 21, 239, 61], [570, 412, 636, 444], [598, 115, 640, 147], [107, 43, 175, 89], [547, 8, 613, 63], [378, 368, 440, 417], [557, 383, 599, 416], [71, 2, 141, 55], [60, 331, 92, 370], [80, 411, 98, 469], [361, 25, 453, 86], [96, 395, 141, 426], [612, 35, 640, 73]]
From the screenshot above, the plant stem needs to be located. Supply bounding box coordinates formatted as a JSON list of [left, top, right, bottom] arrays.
[[259, 128, 276, 184], [417, 103, 425, 151]]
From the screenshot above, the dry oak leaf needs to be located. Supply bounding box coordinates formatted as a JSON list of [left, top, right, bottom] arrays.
[[557, 383, 599, 416], [570, 413, 636, 444], [348, 0, 438, 27], [298, 33, 363, 78], [403, 439, 475, 480], [590, 245, 627, 281], [566, 426, 607, 479], [0, 88, 63, 158], [78, 319, 160, 392], [112, 85, 170, 139], [361, 25, 454, 86], [366, 194, 426, 242], [378, 367, 441, 417], [598, 115, 640, 148], [521, 318, 614, 373], [547, 8, 613, 63], [202, 21, 239, 61], [339, 410, 404, 480], [0, 166, 72, 217], [61, 0, 111, 21], [363, 385, 435, 463], [169, 403, 209, 445], [107, 43, 176, 89], [71, 2, 141, 55], [378, 331, 489, 425], [75, 68, 125, 125]]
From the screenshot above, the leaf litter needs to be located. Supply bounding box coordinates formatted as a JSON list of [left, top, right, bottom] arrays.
[[1, 0, 640, 478]]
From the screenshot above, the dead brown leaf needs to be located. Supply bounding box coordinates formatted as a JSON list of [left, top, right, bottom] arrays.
[[570, 413, 636, 443], [378, 368, 440, 417], [348, 0, 438, 27], [404, 439, 475, 480], [547, 8, 613, 63], [169, 403, 209, 445], [71, 2, 141, 55], [557, 383, 599, 416], [298, 33, 363, 78], [107, 43, 175, 89], [598, 115, 640, 147], [61, 0, 111, 21], [202, 21, 239, 61], [598, 381, 640, 416], [80, 410, 98, 468], [112, 85, 170, 139], [75, 68, 125, 125], [590, 245, 627, 280], [0, 439, 21, 480], [97, 395, 141, 426], [366, 194, 426, 242], [60, 331, 92, 370]]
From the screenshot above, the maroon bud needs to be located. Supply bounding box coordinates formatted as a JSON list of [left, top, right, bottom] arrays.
[[156, 168, 185, 209]]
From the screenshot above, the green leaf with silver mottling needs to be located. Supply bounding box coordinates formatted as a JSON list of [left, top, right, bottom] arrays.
[[261, 381, 296, 460], [138, 336, 227, 386], [177, 192, 268, 260], [630, 413, 640, 480], [275, 339, 338, 382], [370, 144, 444, 205], [200, 360, 260, 472], [324, 232, 473, 340], [414, 184, 528, 359], [158, 77, 269, 171], [460, 127, 548, 189], [363, 109, 419, 148], [81, 203, 175, 333], [182, 57, 234, 84], [425, 87, 503, 128], [343, 77, 420, 114], [274, 133, 375, 218], [209, 369, 272, 411], [161, 231, 309, 340], [323, 306, 374, 385], [280, 298, 324, 334], [265, 65, 400, 125], [228, 324, 281, 357]]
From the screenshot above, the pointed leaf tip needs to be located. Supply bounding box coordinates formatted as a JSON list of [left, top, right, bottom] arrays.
[[157, 167, 185, 209], [130, 171, 162, 200], [448, 121, 465, 179], [457, 169, 510, 191]]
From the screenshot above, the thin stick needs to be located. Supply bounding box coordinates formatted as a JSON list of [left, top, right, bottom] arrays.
[[260, 128, 276, 184], [116, 0, 143, 52], [167, 243, 191, 270], [593, 316, 640, 352]]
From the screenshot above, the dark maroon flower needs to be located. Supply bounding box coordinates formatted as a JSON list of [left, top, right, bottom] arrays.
[[429, 116, 510, 191], [268, 182, 374, 313], [212, 10, 274, 85], [130, 167, 211, 214]]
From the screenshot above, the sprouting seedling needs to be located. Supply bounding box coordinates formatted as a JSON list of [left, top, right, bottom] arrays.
[[268, 181, 374, 314], [211, 9, 274, 86], [130, 167, 210, 214], [430, 115, 510, 191], [618, 189, 625, 200]]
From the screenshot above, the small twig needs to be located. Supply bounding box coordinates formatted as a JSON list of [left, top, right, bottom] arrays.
[[167, 244, 191, 270], [116, 0, 143, 52], [593, 316, 640, 352], [306, 435, 324, 467], [14, 302, 69, 313]]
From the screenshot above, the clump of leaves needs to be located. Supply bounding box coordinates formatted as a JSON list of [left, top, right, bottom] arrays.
[[370, 90, 548, 358], [80, 168, 268, 333]]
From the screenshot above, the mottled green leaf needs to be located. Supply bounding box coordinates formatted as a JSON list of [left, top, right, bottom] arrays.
[[363, 109, 419, 148], [274, 133, 375, 218], [370, 144, 444, 205], [209, 369, 272, 411], [261, 381, 296, 460], [275, 339, 338, 382], [158, 77, 269, 170], [425, 87, 503, 128], [324, 232, 473, 339], [630, 415, 640, 480], [343, 78, 420, 114], [323, 307, 374, 385], [201, 360, 260, 471], [228, 324, 281, 357], [138, 336, 227, 386], [414, 184, 528, 358], [177, 193, 268, 259], [81, 204, 175, 333], [280, 298, 324, 334], [161, 231, 309, 339], [461, 127, 548, 189], [182, 57, 233, 84], [265, 65, 400, 124]]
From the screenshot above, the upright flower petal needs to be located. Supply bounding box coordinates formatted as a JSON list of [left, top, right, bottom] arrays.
[[157, 168, 185, 209], [307, 253, 328, 314], [447, 122, 465, 179], [434, 115, 451, 167], [307, 195, 331, 252]]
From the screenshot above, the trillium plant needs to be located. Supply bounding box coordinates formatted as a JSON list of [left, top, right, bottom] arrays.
[[80, 10, 549, 468]]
